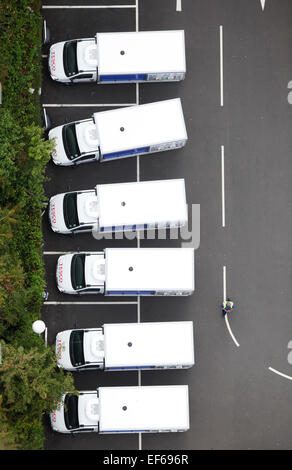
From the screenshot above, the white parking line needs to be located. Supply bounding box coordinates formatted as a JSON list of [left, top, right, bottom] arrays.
[[135, 0, 139, 31], [219, 25, 224, 107], [260, 0, 266, 11], [176, 0, 182, 11], [268, 367, 292, 381], [223, 266, 240, 348], [42, 103, 136, 108], [221, 145, 226, 228], [137, 295, 141, 322], [44, 251, 129, 255], [44, 251, 73, 255], [44, 301, 138, 305], [41, 205, 48, 217], [135, 0, 142, 452], [42, 5, 136, 9]]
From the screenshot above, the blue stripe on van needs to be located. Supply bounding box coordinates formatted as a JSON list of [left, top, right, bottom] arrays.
[[100, 224, 146, 232], [105, 366, 155, 370], [101, 430, 148, 433], [107, 291, 155, 296], [102, 146, 150, 160], [99, 74, 147, 82]]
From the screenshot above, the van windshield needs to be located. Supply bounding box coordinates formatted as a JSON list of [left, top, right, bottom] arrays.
[[64, 394, 79, 430], [62, 123, 80, 160], [63, 40, 78, 77], [63, 193, 79, 229], [69, 330, 85, 367], [71, 254, 86, 290]]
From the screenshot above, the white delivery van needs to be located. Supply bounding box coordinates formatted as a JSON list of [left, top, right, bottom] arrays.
[[50, 385, 189, 434], [48, 30, 186, 84], [55, 321, 195, 371], [49, 99, 187, 166], [48, 178, 187, 234], [56, 247, 195, 296]]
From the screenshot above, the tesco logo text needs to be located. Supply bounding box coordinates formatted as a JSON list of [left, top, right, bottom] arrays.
[[51, 50, 56, 72], [51, 202, 56, 224], [58, 262, 63, 283]]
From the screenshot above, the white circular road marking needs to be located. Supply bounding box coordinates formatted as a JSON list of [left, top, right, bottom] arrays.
[[223, 266, 240, 348], [224, 314, 240, 348], [268, 367, 292, 381]]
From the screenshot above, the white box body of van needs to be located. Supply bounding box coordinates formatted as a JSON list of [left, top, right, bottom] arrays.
[[104, 247, 195, 295], [97, 30, 186, 83], [103, 321, 194, 370], [98, 385, 190, 433], [94, 98, 187, 161], [96, 178, 187, 232]]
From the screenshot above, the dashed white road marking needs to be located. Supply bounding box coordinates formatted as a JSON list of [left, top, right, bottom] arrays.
[[223, 266, 240, 348], [219, 25, 224, 107], [260, 0, 266, 11], [221, 145, 226, 228], [223, 265, 227, 301], [268, 367, 292, 381], [176, 0, 182, 11]]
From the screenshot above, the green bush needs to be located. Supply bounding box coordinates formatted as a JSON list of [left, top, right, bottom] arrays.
[[0, 1, 76, 449], [0, 342, 75, 449], [0, 109, 53, 344], [0, 1, 43, 125]]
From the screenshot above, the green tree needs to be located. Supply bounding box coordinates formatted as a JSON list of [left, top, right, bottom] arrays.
[[0, 0, 68, 449], [0, 342, 75, 449], [0, 342, 75, 413]]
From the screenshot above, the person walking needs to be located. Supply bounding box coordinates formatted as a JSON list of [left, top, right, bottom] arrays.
[[43, 290, 49, 301], [221, 298, 234, 316]]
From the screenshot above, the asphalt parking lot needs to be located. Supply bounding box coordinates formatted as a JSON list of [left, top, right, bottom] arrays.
[[42, 0, 292, 450]]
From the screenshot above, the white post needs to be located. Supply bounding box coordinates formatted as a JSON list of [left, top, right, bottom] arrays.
[[32, 320, 47, 347]]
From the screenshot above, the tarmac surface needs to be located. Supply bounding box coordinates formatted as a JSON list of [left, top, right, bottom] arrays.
[[42, 0, 292, 450]]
